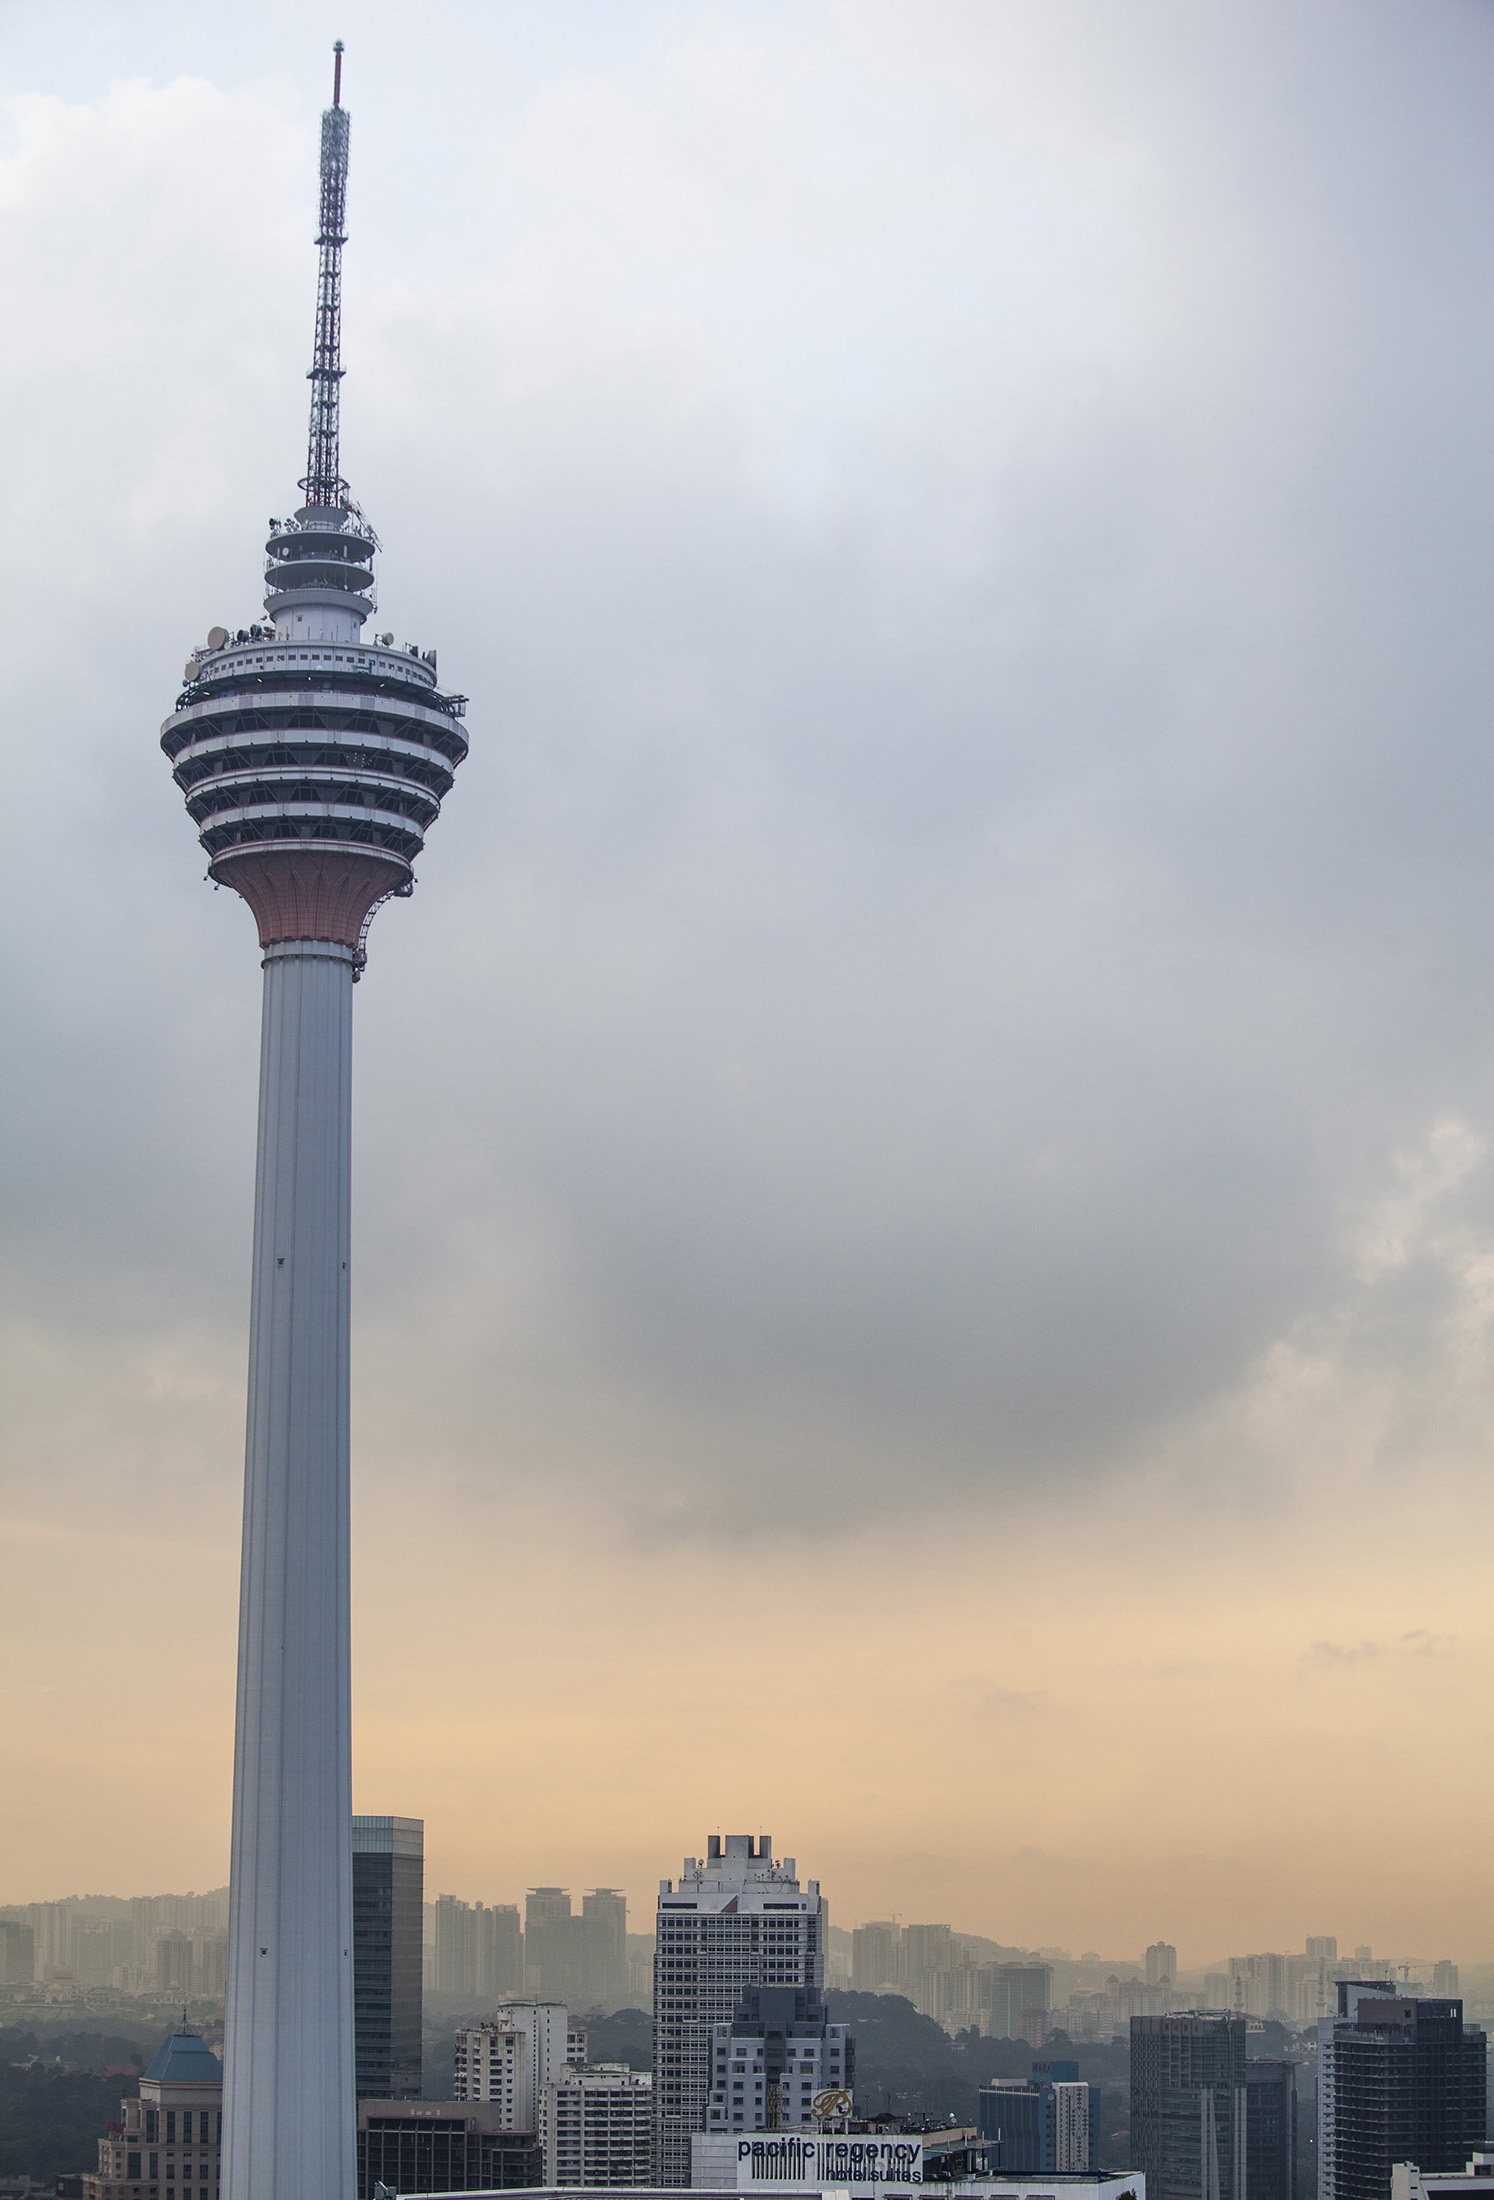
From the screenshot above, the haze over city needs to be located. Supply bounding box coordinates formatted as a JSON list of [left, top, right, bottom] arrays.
[[2, 0, 1491, 1978]]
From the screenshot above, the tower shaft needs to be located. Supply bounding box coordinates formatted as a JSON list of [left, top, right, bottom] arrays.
[[223, 940, 356, 2200]]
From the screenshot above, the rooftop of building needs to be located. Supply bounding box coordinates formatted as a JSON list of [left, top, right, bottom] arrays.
[[413, 2180, 1143, 2200], [141, 2030, 223, 2088]]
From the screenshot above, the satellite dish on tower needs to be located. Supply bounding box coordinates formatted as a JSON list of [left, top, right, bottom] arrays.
[[207, 625, 229, 649]]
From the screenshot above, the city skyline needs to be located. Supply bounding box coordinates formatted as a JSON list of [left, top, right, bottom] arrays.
[[3, 1874, 1483, 1984], [2, 0, 1491, 1967]]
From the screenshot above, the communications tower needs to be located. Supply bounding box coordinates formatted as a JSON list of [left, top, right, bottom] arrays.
[[160, 47, 469, 2200]]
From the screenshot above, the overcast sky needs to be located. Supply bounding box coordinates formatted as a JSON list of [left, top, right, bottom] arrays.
[[1, 0, 1491, 1963]]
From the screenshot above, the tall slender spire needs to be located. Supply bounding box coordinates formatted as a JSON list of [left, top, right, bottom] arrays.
[[303, 41, 350, 507]]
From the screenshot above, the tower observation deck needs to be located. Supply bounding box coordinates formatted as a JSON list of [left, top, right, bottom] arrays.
[[159, 48, 470, 2200], [163, 41, 467, 964]]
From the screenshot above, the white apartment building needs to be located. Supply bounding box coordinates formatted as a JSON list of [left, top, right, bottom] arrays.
[[541, 2063, 654, 2187], [705, 2004, 853, 2133], [654, 1836, 827, 2187], [454, 2002, 588, 2127], [1392, 2156, 1494, 2200]]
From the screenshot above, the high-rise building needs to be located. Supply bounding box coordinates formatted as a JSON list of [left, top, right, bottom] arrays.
[[900, 1924, 954, 2014], [516, 1888, 629, 2010], [1227, 1955, 1292, 2022], [1307, 1939, 1339, 1966], [851, 1922, 900, 1993], [1130, 2012, 1249, 2200], [479, 1904, 526, 2001], [434, 1895, 478, 1999], [985, 1964, 1054, 2042], [433, 1894, 522, 2003], [454, 2002, 584, 2126], [653, 1834, 828, 2187], [82, 2028, 223, 2200], [583, 1890, 630, 2009], [0, 1918, 35, 1984], [1244, 2060, 1296, 2200], [979, 2060, 1100, 2174], [704, 1985, 854, 2133], [1148, 1944, 1179, 1991], [352, 1816, 424, 2103], [355, 2102, 540, 2200], [161, 45, 469, 2200], [197, 1934, 230, 2000], [155, 1932, 195, 1998], [1432, 1964, 1460, 1998], [1318, 1987, 1486, 2200], [527, 1890, 580, 2000], [541, 2064, 654, 2186], [74, 1922, 115, 1989]]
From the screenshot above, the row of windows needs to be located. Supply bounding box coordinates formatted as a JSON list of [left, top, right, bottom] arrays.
[[139, 2111, 218, 2144]]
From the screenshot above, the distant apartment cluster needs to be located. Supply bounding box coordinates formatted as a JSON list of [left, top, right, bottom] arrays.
[[843, 1923, 1468, 2045], [430, 1883, 636, 2010], [850, 1920, 1055, 2040], [0, 1888, 229, 2000]]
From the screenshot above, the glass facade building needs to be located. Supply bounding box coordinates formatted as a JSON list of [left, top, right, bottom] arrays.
[[1319, 1988, 1487, 2200], [353, 1816, 424, 2103]]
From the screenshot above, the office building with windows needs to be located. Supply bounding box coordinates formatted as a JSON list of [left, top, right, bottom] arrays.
[[455, 2003, 588, 2126], [83, 2028, 223, 2200], [653, 1835, 829, 2187], [705, 1986, 854, 2134], [850, 1923, 900, 1994], [1318, 1987, 1486, 2200], [355, 2102, 541, 2200], [979, 2061, 1099, 2175], [1131, 2012, 1249, 2200], [353, 1815, 424, 2102], [540, 2064, 654, 2187], [984, 1966, 1054, 2043], [1147, 1945, 1178, 1992], [1243, 2060, 1295, 2200]]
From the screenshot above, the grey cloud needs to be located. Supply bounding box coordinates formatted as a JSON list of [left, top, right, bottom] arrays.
[[1300, 1641, 1383, 1674], [2, 1, 1491, 1541], [1299, 1632, 1458, 1676]]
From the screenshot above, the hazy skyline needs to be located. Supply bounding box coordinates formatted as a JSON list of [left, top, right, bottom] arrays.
[[1, 0, 1490, 1959]]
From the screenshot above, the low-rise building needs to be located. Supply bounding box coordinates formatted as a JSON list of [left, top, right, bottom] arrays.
[[694, 2129, 1138, 2200], [82, 2028, 222, 2200], [356, 2100, 542, 2200], [978, 2063, 1100, 2175], [419, 2173, 1140, 2200]]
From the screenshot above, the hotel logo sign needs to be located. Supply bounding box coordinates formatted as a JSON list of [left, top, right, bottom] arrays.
[[736, 2136, 924, 2185]]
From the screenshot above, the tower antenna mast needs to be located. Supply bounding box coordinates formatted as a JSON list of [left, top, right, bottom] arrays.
[[303, 40, 350, 507]]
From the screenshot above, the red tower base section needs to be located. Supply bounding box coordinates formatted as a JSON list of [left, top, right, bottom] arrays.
[[213, 850, 404, 950]]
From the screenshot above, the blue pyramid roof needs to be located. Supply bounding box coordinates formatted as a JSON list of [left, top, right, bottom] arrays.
[[142, 2030, 223, 2086]]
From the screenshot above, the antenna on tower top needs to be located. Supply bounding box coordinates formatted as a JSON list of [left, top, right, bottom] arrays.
[[301, 44, 351, 507]]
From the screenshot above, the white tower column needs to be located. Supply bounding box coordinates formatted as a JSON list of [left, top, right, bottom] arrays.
[[162, 42, 471, 2186], [223, 939, 356, 2200]]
